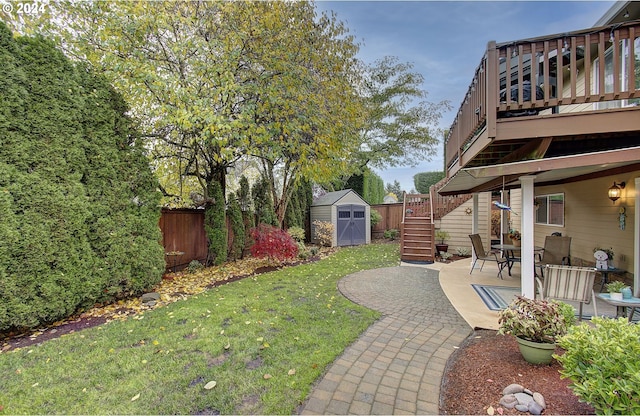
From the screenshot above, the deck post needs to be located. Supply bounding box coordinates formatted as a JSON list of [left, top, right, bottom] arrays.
[[519, 176, 536, 298]]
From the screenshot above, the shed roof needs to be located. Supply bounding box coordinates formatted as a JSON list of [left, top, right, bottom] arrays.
[[311, 189, 368, 207]]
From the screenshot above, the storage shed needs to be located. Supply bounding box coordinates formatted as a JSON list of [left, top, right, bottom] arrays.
[[310, 189, 370, 247]]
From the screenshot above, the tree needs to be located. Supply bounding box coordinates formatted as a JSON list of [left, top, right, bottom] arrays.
[[0, 23, 164, 330], [341, 56, 449, 186], [414, 171, 445, 194], [385, 180, 403, 196], [17, 1, 364, 230]]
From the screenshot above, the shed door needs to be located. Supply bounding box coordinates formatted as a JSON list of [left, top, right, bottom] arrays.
[[337, 205, 366, 246]]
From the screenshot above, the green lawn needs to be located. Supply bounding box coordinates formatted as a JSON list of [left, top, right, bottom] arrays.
[[0, 242, 400, 414]]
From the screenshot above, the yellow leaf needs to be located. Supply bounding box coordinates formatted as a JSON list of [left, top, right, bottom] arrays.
[[204, 381, 217, 390], [256, 337, 264, 342], [131, 393, 140, 401], [153, 340, 159, 346], [487, 405, 494, 415], [263, 374, 272, 380], [288, 368, 296, 376]]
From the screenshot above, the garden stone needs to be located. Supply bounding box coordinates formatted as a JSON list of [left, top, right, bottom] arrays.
[[144, 300, 157, 307], [515, 392, 534, 406], [515, 404, 529, 412], [502, 383, 524, 395], [528, 401, 544, 415], [141, 292, 160, 302], [523, 388, 533, 395], [499, 394, 518, 409], [533, 392, 546, 409]]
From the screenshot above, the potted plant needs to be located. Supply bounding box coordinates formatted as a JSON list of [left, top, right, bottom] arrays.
[[605, 280, 627, 301], [498, 296, 576, 364], [435, 230, 450, 254], [508, 229, 522, 247]]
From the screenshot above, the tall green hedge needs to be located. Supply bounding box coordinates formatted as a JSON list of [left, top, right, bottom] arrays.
[[346, 168, 384, 205], [0, 24, 165, 331]]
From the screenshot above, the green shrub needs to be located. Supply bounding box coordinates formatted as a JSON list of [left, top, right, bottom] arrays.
[[370, 210, 383, 227], [0, 24, 164, 331], [287, 226, 306, 242], [297, 241, 309, 259], [227, 192, 245, 261], [556, 317, 640, 414], [205, 180, 227, 266], [187, 260, 204, 273], [383, 229, 399, 240]]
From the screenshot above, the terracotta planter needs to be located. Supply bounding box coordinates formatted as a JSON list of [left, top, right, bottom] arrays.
[[516, 336, 556, 365]]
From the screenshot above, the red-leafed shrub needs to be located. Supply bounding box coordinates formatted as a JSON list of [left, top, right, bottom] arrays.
[[249, 224, 299, 261]]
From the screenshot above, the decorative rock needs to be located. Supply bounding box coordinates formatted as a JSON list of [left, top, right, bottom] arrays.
[[141, 292, 160, 302], [533, 392, 546, 409], [515, 392, 534, 406], [499, 394, 518, 409], [144, 300, 157, 307], [502, 383, 525, 395], [528, 401, 544, 415], [500, 384, 546, 415]]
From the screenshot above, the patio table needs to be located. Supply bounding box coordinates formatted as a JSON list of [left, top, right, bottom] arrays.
[[595, 293, 640, 321], [491, 244, 543, 276], [595, 267, 626, 292]]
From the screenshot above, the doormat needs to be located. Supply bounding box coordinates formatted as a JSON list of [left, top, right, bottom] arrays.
[[471, 284, 519, 311], [471, 284, 626, 321]]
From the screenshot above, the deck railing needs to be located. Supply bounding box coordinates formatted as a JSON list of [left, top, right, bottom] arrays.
[[445, 20, 640, 176]]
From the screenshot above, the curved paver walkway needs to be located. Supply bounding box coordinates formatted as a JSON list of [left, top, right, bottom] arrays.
[[299, 266, 471, 415]]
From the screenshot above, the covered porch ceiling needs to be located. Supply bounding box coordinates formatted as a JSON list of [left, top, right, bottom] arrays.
[[438, 146, 640, 196]]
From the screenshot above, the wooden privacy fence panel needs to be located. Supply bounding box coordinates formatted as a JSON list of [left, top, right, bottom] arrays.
[[371, 203, 403, 238], [159, 208, 208, 272]]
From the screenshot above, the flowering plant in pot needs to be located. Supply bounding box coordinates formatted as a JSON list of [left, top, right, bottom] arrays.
[[498, 296, 576, 364], [507, 229, 522, 246]]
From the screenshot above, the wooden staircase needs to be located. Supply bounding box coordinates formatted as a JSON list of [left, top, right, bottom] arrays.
[[400, 216, 435, 262], [399, 181, 472, 263]]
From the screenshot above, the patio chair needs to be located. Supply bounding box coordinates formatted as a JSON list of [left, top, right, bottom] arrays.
[[536, 265, 596, 321], [535, 236, 571, 277], [469, 234, 508, 279]]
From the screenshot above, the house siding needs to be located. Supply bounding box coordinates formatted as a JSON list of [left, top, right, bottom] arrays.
[[438, 193, 492, 255], [534, 173, 638, 274]]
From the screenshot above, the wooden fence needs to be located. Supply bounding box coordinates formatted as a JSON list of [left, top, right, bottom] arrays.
[[159, 208, 208, 273], [370, 203, 404, 238]]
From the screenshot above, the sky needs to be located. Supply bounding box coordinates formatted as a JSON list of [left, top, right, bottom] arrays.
[[315, 0, 616, 193]]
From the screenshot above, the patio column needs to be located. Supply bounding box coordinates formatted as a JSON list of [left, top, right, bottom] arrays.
[[635, 177, 640, 297], [519, 175, 536, 298], [471, 193, 480, 271]]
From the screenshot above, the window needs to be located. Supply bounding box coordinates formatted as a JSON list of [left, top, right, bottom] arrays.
[[535, 193, 564, 226]]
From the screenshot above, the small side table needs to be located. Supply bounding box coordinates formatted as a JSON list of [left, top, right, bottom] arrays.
[[596, 267, 626, 292], [165, 251, 185, 273], [595, 293, 640, 321]]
